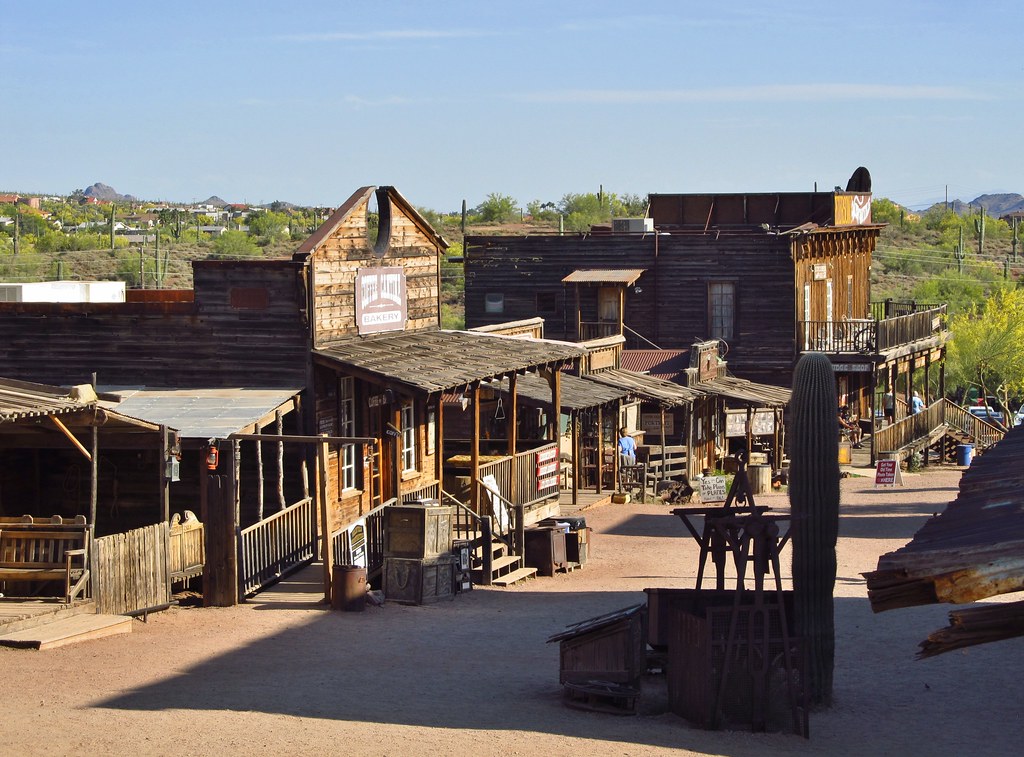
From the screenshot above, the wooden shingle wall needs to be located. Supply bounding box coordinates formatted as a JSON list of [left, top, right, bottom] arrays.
[[310, 193, 440, 346]]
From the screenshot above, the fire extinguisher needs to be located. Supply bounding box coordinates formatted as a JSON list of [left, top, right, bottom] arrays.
[[206, 441, 219, 470]]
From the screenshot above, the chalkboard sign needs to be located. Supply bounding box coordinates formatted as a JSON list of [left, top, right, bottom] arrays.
[[699, 476, 728, 503]]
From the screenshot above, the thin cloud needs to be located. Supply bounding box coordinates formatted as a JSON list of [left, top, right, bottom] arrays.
[[277, 28, 487, 43], [513, 84, 989, 104]]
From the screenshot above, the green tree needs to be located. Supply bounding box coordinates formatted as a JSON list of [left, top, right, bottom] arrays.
[[947, 288, 1024, 419], [210, 230, 260, 258], [476, 193, 519, 223], [912, 268, 1007, 315], [247, 210, 290, 239]]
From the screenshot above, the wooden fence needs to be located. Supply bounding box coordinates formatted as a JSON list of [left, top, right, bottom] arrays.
[[93, 523, 172, 616], [168, 511, 204, 585], [239, 496, 316, 597]]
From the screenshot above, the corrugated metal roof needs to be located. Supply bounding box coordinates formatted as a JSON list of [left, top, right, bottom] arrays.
[[867, 424, 1024, 610], [105, 386, 301, 439], [691, 376, 791, 407], [0, 377, 93, 422], [315, 329, 586, 395], [561, 269, 645, 285], [491, 372, 632, 411], [585, 368, 701, 407], [621, 350, 689, 382]]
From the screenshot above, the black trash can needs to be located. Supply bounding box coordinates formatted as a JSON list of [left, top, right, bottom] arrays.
[[332, 564, 367, 611]]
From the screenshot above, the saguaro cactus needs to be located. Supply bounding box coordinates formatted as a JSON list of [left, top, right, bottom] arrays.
[[954, 226, 966, 274], [1012, 217, 1019, 263], [789, 352, 840, 707], [974, 211, 986, 255]]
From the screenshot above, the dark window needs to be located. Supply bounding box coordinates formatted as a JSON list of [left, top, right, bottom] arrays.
[[708, 282, 735, 340]]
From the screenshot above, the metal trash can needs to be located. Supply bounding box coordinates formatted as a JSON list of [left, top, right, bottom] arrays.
[[332, 564, 367, 611], [955, 444, 974, 467]]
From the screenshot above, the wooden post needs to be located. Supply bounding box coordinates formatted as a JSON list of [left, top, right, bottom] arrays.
[[317, 436, 332, 604], [256, 433, 265, 522], [434, 397, 444, 483], [470, 382, 481, 513], [571, 412, 579, 505], [745, 406, 753, 461], [276, 410, 285, 511], [508, 373, 518, 515], [596, 405, 604, 494], [231, 439, 241, 603], [159, 425, 170, 523], [660, 406, 667, 485]]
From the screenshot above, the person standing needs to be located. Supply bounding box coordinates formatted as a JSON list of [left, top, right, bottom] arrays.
[[618, 427, 637, 466], [911, 391, 925, 414], [883, 390, 895, 425]]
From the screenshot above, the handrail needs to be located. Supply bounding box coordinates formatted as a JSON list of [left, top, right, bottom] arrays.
[[239, 496, 316, 596], [330, 496, 398, 579], [874, 398, 1006, 460], [623, 322, 662, 349], [441, 488, 494, 585]]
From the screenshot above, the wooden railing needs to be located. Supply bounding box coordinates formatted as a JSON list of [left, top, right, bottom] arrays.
[[441, 489, 495, 586], [168, 511, 204, 585], [93, 523, 172, 616], [870, 300, 944, 320], [239, 496, 316, 597], [331, 496, 396, 582], [579, 321, 621, 341], [798, 305, 946, 355], [477, 442, 560, 512], [874, 399, 1006, 459]]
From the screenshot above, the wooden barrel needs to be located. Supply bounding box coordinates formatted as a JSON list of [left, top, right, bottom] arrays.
[[748, 464, 772, 495]]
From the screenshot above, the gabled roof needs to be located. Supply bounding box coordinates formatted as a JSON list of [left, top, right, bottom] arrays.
[[314, 329, 585, 396], [295, 185, 448, 256]]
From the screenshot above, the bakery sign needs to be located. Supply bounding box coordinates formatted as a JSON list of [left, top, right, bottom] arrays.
[[356, 267, 407, 335]]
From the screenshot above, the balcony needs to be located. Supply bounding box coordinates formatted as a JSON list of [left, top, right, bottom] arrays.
[[798, 303, 947, 355]]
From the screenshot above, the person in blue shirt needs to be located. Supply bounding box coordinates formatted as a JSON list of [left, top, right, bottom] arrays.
[[911, 391, 925, 414], [618, 427, 637, 466]]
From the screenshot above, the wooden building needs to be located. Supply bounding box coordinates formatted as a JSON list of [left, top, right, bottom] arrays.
[[464, 170, 948, 453]]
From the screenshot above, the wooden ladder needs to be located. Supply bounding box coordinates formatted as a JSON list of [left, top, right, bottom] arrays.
[[368, 439, 383, 508]]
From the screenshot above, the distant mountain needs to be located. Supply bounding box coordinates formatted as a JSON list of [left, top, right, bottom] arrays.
[[200, 196, 229, 207], [920, 193, 1024, 218], [82, 182, 136, 203]]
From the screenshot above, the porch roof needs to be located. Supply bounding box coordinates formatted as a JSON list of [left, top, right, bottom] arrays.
[[583, 368, 702, 407], [492, 371, 632, 411], [314, 329, 586, 395], [0, 377, 94, 422], [691, 376, 791, 408], [102, 386, 301, 439], [561, 269, 645, 285]]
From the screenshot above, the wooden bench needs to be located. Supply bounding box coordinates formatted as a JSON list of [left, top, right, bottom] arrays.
[[0, 515, 90, 603]]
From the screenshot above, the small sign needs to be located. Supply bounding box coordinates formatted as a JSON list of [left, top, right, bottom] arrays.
[[535, 447, 559, 465], [642, 413, 673, 436], [812, 263, 828, 280], [537, 475, 560, 490], [536, 461, 559, 477], [874, 459, 903, 488], [725, 410, 775, 438], [356, 267, 407, 335], [699, 476, 728, 503]]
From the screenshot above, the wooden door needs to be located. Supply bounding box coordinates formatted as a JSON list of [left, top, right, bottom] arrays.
[[368, 405, 394, 503]]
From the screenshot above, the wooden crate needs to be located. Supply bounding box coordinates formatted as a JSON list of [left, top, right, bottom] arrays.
[[383, 505, 454, 559], [565, 527, 591, 566], [383, 555, 456, 605]]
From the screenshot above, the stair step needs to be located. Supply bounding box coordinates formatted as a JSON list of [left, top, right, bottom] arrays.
[[0, 613, 133, 650], [0, 599, 96, 635], [492, 566, 538, 587], [490, 554, 522, 573]]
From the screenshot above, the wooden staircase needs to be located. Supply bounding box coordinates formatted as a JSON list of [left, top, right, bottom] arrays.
[[473, 535, 537, 587]]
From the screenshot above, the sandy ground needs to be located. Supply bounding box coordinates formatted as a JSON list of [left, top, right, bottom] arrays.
[[3, 466, 1022, 757]]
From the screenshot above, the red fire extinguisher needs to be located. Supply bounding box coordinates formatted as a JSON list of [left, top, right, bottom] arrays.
[[206, 442, 219, 470]]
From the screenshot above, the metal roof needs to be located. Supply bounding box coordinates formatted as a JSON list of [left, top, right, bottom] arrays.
[[584, 368, 702, 407], [104, 386, 301, 440], [0, 377, 93, 423], [561, 269, 645, 285], [314, 329, 586, 395], [621, 350, 689, 382], [491, 371, 632, 411], [691, 376, 791, 407]]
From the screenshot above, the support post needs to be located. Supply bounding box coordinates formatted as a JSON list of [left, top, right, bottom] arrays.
[[317, 436, 332, 604]]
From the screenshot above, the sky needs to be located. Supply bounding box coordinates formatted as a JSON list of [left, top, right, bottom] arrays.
[[2, 1, 1022, 212]]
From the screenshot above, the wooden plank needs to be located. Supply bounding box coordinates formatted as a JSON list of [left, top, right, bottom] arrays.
[[0, 613, 133, 650]]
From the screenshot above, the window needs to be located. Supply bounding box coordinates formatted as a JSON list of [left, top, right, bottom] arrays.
[[339, 376, 357, 490], [708, 282, 735, 341], [400, 401, 416, 472], [484, 292, 504, 314]]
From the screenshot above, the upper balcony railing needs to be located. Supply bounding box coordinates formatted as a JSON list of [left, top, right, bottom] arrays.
[[798, 302, 947, 354]]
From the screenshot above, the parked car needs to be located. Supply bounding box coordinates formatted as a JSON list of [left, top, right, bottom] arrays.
[[1014, 407, 1024, 427], [967, 405, 1005, 426]]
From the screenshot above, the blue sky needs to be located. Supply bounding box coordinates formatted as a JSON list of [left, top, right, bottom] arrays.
[[2, 1, 1021, 211]]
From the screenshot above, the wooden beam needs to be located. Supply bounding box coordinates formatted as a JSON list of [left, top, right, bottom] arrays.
[[471, 382, 481, 513], [317, 436, 333, 605], [48, 414, 91, 461]]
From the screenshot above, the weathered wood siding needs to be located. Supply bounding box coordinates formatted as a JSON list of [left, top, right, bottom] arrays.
[[465, 233, 798, 386], [0, 260, 309, 388], [93, 522, 171, 615], [310, 194, 440, 346], [792, 229, 876, 322]]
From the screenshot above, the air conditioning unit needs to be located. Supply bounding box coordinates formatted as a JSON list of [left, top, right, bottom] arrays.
[[612, 218, 654, 234]]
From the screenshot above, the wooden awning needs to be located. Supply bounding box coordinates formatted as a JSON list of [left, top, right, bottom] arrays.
[[314, 329, 586, 396], [584, 369, 702, 407], [561, 269, 645, 285], [690, 376, 791, 408], [491, 372, 631, 411]]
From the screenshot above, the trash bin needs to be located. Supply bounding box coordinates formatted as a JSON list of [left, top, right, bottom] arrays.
[[332, 564, 366, 611], [838, 442, 852, 464], [955, 444, 974, 467]]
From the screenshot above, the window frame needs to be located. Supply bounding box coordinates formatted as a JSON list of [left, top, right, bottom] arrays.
[[400, 401, 417, 473], [339, 376, 357, 491], [707, 280, 736, 341]]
